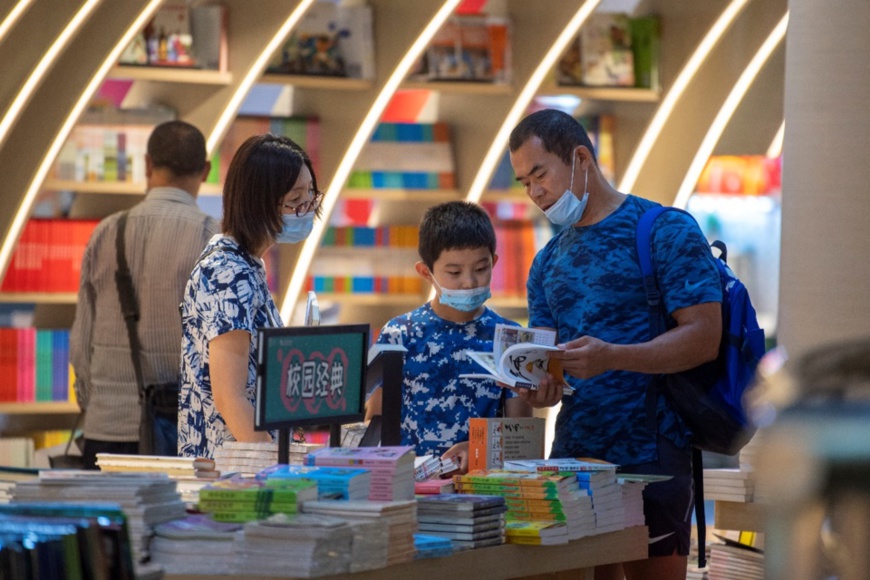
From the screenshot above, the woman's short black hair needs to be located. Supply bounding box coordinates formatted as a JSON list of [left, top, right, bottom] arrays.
[[222, 134, 320, 255], [508, 108, 598, 165], [418, 201, 496, 270]]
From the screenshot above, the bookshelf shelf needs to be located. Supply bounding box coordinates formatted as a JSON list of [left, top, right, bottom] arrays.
[[43, 180, 223, 197], [0, 293, 77, 304], [342, 189, 461, 203], [108, 65, 233, 85], [538, 82, 660, 102], [0, 402, 79, 414], [315, 293, 425, 307], [401, 80, 513, 96], [482, 190, 532, 204], [259, 74, 373, 91]]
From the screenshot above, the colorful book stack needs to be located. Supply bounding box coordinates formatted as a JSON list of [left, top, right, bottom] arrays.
[[214, 116, 320, 184], [576, 469, 625, 534], [261, 464, 372, 501], [212, 441, 324, 476], [413, 533, 454, 559], [1, 219, 99, 293], [96, 453, 219, 508], [239, 514, 354, 577], [415, 494, 507, 550], [196, 476, 317, 523], [0, 502, 135, 579], [150, 513, 242, 576], [0, 328, 73, 404], [52, 124, 154, 183], [305, 445, 416, 501], [414, 455, 459, 495], [347, 122, 455, 190], [504, 520, 569, 546], [302, 499, 417, 567], [454, 470, 594, 541], [708, 539, 764, 580], [12, 471, 186, 568], [309, 226, 421, 295]]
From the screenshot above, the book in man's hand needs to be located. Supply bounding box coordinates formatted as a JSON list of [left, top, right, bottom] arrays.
[[462, 324, 574, 395]]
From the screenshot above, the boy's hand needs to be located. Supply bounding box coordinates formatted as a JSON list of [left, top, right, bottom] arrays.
[[441, 441, 469, 475], [512, 374, 563, 408]]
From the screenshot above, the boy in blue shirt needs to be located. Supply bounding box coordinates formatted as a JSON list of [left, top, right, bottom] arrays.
[[366, 201, 532, 470]]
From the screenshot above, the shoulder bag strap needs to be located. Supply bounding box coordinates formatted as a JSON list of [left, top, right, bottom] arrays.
[[114, 211, 147, 402]]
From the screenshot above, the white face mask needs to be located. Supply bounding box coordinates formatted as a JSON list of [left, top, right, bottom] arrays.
[[432, 278, 491, 312], [544, 154, 589, 227], [275, 212, 314, 244]]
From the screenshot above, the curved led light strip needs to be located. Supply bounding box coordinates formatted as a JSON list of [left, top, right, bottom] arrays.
[[0, 0, 34, 45], [0, 1, 163, 278], [206, 0, 316, 155], [767, 120, 785, 159], [466, 0, 601, 204], [618, 0, 750, 193], [280, 0, 463, 322], [0, 0, 103, 151], [674, 14, 788, 209]]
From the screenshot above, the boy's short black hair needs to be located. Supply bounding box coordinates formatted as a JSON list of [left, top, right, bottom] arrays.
[[508, 108, 598, 165], [418, 201, 496, 269], [147, 120, 208, 177]]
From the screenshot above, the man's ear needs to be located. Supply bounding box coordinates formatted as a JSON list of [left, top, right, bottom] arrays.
[[200, 160, 212, 182], [145, 154, 153, 179], [576, 145, 595, 171]]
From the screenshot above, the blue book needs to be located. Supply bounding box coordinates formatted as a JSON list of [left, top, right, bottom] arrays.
[[261, 465, 371, 500]]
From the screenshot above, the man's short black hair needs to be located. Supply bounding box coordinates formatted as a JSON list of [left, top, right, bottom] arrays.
[[418, 201, 496, 270], [147, 120, 208, 177], [508, 109, 598, 165]]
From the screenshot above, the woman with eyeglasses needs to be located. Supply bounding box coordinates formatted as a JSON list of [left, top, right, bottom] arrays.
[[177, 134, 322, 458]]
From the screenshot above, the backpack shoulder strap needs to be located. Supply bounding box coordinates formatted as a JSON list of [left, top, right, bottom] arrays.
[[635, 205, 682, 339]]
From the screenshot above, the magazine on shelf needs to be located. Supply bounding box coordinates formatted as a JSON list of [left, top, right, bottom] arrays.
[[462, 324, 572, 394]]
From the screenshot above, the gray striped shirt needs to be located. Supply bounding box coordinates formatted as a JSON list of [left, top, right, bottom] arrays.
[[70, 187, 218, 441]]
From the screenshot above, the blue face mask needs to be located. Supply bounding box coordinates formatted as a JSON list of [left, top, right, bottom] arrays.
[[433, 279, 491, 312], [544, 155, 589, 227], [276, 212, 314, 244]]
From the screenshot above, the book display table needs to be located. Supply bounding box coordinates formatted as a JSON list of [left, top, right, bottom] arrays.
[[165, 525, 648, 580]]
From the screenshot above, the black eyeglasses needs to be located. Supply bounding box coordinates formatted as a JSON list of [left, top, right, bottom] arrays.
[[282, 189, 323, 217]]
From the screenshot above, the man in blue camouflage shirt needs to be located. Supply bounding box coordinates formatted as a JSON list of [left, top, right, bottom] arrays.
[[509, 109, 722, 580]]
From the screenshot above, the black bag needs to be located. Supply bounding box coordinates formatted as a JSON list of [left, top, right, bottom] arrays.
[[115, 212, 179, 456]]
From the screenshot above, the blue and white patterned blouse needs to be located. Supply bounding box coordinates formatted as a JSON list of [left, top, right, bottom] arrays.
[[178, 235, 281, 458], [376, 303, 519, 457], [527, 195, 722, 465]]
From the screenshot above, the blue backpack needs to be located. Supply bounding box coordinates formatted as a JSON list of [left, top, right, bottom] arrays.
[[636, 206, 766, 569], [636, 205, 765, 455]]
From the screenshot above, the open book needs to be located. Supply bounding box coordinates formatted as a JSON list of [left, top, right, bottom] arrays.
[[462, 324, 573, 395]]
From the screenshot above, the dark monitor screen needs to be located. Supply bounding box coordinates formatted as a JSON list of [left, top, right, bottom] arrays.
[[255, 324, 369, 430]]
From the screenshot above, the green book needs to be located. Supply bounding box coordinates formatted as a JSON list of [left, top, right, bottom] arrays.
[[630, 15, 661, 90]]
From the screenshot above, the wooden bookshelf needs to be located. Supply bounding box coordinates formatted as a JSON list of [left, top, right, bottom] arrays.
[[314, 293, 425, 307], [537, 82, 660, 102], [43, 180, 223, 197], [259, 74, 373, 91], [402, 80, 513, 96], [341, 189, 462, 203], [0, 402, 79, 415], [0, 293, 77, 305], [108, 65, 233, 85]]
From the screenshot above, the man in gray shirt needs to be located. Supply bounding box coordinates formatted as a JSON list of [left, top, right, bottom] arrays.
[[70, 120, 218, 468]]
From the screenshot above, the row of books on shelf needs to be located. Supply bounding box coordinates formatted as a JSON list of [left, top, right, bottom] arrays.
[[697, 155, 782, 196], [306, 276, 424, 296], [0, 219, 98, 294], [321, 226, 419, 248], [0, 328, 72, 404], [557, 13, 660, 89]]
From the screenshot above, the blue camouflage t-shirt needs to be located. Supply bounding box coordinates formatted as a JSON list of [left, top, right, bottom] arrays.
[[527, 195, 722, 465], [376, 303, 519, 457]]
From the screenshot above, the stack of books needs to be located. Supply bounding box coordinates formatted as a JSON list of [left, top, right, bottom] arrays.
[[260, 465, 371, 501], [150, 513, 242, 575], [96, 453, 220, 508], [239, 514, 353, 577], [576, 470, 625, 534], [213, 441, 324, 475], [708, 539, 764, 579], [305, 445, 416, 501], [616, 475, 650, 528], [414, 455, 459, 495], [0, 479, 16, 503], [504, 520, 570, 545], [416, 494, 507, 550], [703, 469, 754, 503], [454, 470, 596, 540], [196, 477, 318, 523], [413, 533, 454, 559], [11, 471, 186, 568], [302, 499, 417, 567]]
